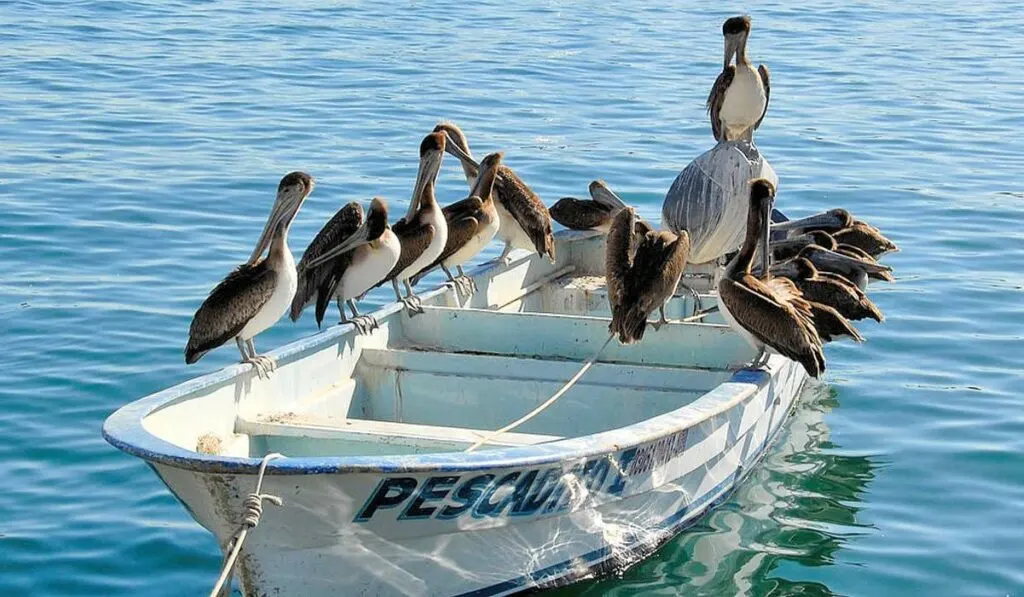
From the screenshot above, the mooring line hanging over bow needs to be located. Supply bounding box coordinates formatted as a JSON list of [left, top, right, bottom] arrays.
[[210, 453, 285, 597]]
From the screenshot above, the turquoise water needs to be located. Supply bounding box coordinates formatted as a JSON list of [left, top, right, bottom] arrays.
[[2, 1, 1023, 595]]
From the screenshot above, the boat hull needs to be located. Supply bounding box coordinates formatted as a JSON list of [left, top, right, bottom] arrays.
[[150, 359, 805, 596]]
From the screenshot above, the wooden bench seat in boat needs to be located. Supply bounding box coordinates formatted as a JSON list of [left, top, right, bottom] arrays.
[[237, 412, 561, 449]]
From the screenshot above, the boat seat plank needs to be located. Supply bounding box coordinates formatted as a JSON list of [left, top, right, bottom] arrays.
[[535, 276, 724, 323], [359, 348, 727, 393], [236, 413, 562, 449], [400, 307, 754, 370]]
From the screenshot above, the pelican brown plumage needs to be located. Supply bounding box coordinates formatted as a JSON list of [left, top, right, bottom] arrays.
[[291, 201, 362, 322], [433, 122, 556, 264], [292, 197, 400, 332], [771, 208, 899, 257], [806, 299, 864, 343], [784, 245, 894, 290], [768, 230, 837, 261], [771, 257, 884, 322], [550, 180, 627, 233], [410, 152, 503, 296], [185, 171, 314, 377], [605, 207, 691, 344], [706, 15, 771, 143], [717, 178, 825, 377], [378, 131, 449, 314]]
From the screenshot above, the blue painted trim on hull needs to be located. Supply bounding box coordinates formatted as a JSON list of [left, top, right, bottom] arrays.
[[455, 384, 801, 597]]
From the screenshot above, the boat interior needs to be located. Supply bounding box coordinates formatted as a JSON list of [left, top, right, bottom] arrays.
[[141, 232, 757, 460]]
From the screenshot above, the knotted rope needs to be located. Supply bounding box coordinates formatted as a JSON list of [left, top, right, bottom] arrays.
[[210, 453, 285, 597]]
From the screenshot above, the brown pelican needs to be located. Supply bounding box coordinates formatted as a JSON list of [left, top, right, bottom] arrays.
[[606, 207, 690, 344], [550, 180, 627, 233], [185, 172, 314, 377], [717, 179, 825, 377], [433, 122, 556, 264], [411, 152, 503, 295], [806, 299, 864, 343], [706, 15, 771, 143], [379, 132, 449, 313], [771, 257, 884, 322], [768, 230, 836, 261], [291, 198, 400, 333], [783, 245, 894, 290], [772, 208, 899, 257]]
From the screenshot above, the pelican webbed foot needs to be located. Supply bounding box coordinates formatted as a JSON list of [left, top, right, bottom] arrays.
[[748, 347, 769, 370], [236, 337, 273, 378], [456, 266, 477, 294], [401, 295, 424, 315], [350, 315, 378, 335], [651, 306, 670, 332], [247, 354, 277, 378], [455, 276, 474, 296], [497, 243, 515, 266]]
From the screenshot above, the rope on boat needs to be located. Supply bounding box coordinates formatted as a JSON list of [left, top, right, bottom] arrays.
[[210, 453, 285, 597], [678, 305, 719, 323], [465, 333, 616, 453]]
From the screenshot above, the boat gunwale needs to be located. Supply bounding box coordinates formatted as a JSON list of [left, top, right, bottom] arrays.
[[102, 232, 775, 476]]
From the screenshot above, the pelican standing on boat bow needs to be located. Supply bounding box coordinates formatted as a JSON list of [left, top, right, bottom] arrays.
[[411, 151, 503, 295], [717, 179, 825, 377], [379, 132, 449, 313], [185, 171, 314, 377], [433, 122, 556, 264], [291, 197, 400, 333], [707, 15, 771, 143]]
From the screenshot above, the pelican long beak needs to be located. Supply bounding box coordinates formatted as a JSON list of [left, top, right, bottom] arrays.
[[307, 221, 373, 268], [247, 183, 311, 265], [761, 196, 773, 276], [407, 149, 443, 221], [442, 133, 479, 170], [589, 180, 628, 211], [771, 211, 846, 234], [723, 35, 738, 69], [809, 247, 893, 273]]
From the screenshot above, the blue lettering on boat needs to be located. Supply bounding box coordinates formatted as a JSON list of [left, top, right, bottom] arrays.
[[353, 430, 691, 523]]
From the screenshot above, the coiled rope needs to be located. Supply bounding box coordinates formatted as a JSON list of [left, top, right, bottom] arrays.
[[210, 453, 285, 597]]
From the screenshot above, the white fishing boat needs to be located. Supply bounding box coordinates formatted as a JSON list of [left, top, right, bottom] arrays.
[[103, 229, 809, 597]]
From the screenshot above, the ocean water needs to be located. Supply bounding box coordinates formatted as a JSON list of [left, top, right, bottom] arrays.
[[2, 0, 1023, 595]]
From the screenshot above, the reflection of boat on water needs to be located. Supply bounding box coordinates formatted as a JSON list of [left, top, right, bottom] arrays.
[[550, 382, 877, 596]]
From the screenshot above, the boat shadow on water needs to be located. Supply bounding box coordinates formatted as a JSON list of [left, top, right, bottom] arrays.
[[547, 382, 878, 596]]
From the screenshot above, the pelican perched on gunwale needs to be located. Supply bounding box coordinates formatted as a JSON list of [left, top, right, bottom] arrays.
[[768, 230, 837, 261], [185, 171, 314, 377], [291, 197, 400, 333], [781, 245, 893, 290], [411, 151, 503, 295], [771, 257, 884, 322], [550, 180, 628, 233], [378, 131, 449, 313], [606, 207, 690, 344], [717, 179, 825, 377], [706, 15, 771, 143], [771, 208, 899, 257], [433, 122, 556, 264]]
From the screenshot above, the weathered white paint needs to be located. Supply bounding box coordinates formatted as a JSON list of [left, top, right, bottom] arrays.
[[103, 230, 809, 597]]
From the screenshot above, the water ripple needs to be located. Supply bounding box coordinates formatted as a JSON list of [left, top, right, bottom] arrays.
[[1, 0, 1023, 595]]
